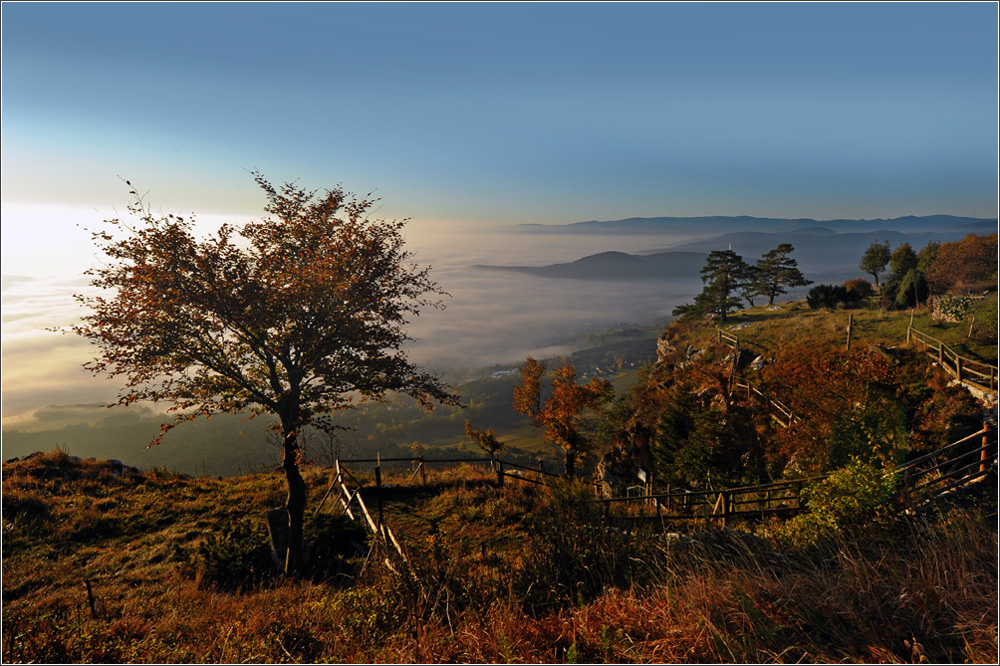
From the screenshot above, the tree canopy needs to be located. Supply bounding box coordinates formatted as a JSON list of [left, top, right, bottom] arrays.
[[673, 249, 749, 322], [754, 243, 812, 305], [925, 233, 998, 294], [513, 357, 613, 477], [859, 240, 891, 287], [70, 173, 459, 574]]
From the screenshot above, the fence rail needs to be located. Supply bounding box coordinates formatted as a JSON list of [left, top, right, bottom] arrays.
[[907, 326, 998, 393], [731, 378, 798, 427], [600, 422, 996, 527], [897, 422, 996, 503], [318, 458, 416, 580], [317, 421, 993, 577]]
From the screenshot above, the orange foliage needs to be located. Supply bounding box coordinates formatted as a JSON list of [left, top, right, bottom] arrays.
[[761, 343, 903, 473], [513, 358, 613, 476], [925, 233, 998, 294]]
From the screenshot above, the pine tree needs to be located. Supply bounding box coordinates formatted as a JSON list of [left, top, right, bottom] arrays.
[[755, 243, 812, 306], [698, 249, 750, 322]]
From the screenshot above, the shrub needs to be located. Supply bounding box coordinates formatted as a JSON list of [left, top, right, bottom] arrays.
[[196, 517, 275, 590], [967, 294, 999, 343], [304, 511, 367, 582], [925, 233, 998, 294], [806, 284, 863, 309], [775, 457, 897, 548], [842, 278, 873, 301], [1, 490, 52, 535], [517, 481, 649, 608]]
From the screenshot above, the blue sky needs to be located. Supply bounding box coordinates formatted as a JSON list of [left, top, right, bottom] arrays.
[[2, 2, 997, 226], [1, 2, 998, 424]]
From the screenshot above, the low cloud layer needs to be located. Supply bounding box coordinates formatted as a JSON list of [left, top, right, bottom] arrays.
[[0, 218, 777, 426]]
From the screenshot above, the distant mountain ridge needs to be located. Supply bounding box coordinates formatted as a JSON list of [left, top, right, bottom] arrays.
[[474, 251, 708, 280], [514, 214, 997, 235], [480, 222, 996, 281]]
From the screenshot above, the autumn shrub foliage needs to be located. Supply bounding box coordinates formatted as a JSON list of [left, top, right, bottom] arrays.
[[925, 233, 998, 294], [758, 343, 908, 475], [620, 307, 990, 491], [774, 457, 898, 548]]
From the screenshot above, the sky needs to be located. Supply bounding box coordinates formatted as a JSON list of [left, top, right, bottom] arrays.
[[1, 1, 998, 426]]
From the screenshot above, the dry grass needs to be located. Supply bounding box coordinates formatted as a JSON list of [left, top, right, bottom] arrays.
[[3, 449, 997, 663], [719, 300, 996, 365]]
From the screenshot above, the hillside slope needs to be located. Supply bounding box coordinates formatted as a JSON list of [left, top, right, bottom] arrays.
[[2, 449, 996, 663]]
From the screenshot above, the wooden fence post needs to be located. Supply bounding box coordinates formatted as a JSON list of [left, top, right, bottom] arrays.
[[420, 456, 427, 486], [982, 422, 989, 474], [846, 314, 853, 351], [495, 458, 504, 487], [375, 453, 385, 538], [956, 356, 963, 383], [85, 580, 97, 618]]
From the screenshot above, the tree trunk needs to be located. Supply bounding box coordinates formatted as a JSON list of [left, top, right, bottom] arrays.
[[564, 447, 576, 479], [282, 429, 307, 577]]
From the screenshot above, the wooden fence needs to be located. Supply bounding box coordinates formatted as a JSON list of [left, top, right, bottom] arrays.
[[731, 377, 799, 428], [314, 415, 993, 579], [312, 453, 565, 578], [907, 326, 998, 394], [716, 327, 799, 426], [718, 327, 741, 394], [599, 475, 825, 528], [314, 457, 416, 579], [602, 422, 996, 527], [896, 422, 996, 504]]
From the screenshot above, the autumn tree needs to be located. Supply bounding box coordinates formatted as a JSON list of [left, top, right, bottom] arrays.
[[859, 239, 891, 287], [754, 243, 812, 306], [464, 422, 505, 459], [760, 343, 906, 474], [925, 233, 999, 294], [68, 173, 459, 576], [513, 357, 613, 478]]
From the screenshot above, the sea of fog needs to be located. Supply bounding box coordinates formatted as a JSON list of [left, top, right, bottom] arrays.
[[400, 221, 705, 377], [1, 210, 705, 427]]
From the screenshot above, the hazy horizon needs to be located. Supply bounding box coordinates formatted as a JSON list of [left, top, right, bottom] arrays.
[[0, 213, 708, 427], [3, 207, 988, 429]]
